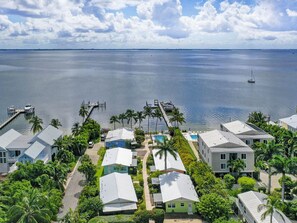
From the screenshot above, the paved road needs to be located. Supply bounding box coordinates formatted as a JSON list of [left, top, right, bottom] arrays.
[[142, 137, 155, 211], [57, 142, 102, 219]]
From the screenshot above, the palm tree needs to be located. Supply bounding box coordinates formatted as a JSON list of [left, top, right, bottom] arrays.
[[125, 109, 135, 129], [59, 209, 81, 223], [258, 195, 285, 223], [153, 108, 163, 132], [247, 111, 267, 125], [46, 161, 68, 191], [118, 113, 126, 127], [227, 158, 246, 178], [71, 122, 81, 136], [143, 105, 153, 134], [270, 155, 297, 201], [50, 118, 62, 129], [7, 189, 52, 223], [255, 140, 283, 194], [110, 115, 120, 130], [282, 131, 297, 157], [169, 108, 186, 127], [135, 111, 145, 129], [79, 103, 88, 122], [154, 138, 178, 170], [29, 115, 43, 134]]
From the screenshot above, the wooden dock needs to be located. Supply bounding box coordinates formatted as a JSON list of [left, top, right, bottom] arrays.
[[84, 101, 106, 123], [158, 102, 173, 128], [0, 109, 25, 130]]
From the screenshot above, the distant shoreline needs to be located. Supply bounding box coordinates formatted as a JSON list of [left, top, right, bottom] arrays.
[[0, 49, 296, 51]]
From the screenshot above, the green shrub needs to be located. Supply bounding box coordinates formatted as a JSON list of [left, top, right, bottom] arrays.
[[151, 208, 165, 223], [238, 176, 256, 192], [89, 215, 134, 223], [134, 183, 144, 200], [224, 174, 235, 190]]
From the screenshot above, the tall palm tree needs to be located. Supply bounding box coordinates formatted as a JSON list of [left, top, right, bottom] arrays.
[[270, 155, 297, 201], [227, 158, 246, 178], [247, 111, 267, 125], [255, 140, 283, 194], [79, 103, 88, 122], [169, 108, 186, 127], [110, 115, 120, 130], [135, 111, 145, 129], [50, 118, 62, 129], [7, 189, 52, 223], [282, 131, 297, 157], [153, 108, 163, 132], [154, 138, 178, 170], [143, 105, 153, 134], [258, 195, 285, 223], [118, 113, 126, 127], [125, 109, 135, 129], [46, 161, 68, 191], [71, 122, 81, 136], [29, 115, 43, 134]]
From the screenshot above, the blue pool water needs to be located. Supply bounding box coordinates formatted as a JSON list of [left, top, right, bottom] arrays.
[[190, 134, 198, 141], [153, 135, 166, 143]]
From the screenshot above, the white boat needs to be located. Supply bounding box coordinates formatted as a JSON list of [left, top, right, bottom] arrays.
[[24, 104, 35, 114], [248, 70, 256, 84]]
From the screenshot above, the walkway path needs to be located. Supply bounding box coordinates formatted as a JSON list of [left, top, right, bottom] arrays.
[[58, 142, 102, 219], [142, 137, 154, 211], [188, 141, 200, 161]]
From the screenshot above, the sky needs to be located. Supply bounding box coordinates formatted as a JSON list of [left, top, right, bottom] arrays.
[[0, 0, 297, 49]]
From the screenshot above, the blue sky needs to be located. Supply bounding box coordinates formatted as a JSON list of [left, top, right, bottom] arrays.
[[0, 0, 297, 49]]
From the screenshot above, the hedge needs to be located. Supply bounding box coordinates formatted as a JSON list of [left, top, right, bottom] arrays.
[[89, 215, 134, 223]]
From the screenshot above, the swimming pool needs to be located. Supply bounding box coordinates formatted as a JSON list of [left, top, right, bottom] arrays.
[[153, 135, 166, 143], [190, 134, 198, 141]]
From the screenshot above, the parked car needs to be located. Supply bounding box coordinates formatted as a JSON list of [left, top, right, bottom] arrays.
[[88, 141, 94, 148]]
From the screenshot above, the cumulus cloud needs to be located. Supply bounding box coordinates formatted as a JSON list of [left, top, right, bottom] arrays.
[[286, 9, 297, 17]]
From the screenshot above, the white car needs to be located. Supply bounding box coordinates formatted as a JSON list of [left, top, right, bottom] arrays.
[[88, 141, 94, 148]]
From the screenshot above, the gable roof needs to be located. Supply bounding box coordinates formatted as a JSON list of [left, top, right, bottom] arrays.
[[279, 114, 297, 129], [222, 120, 274, 139], [24, 141, 46, 159], [0, 129, 22, 150], [102, 147, 132, 167], [32, 125, 63, 146], [238, 191, 292, 223], [105, 128, 134, 142], [6, 135, 32, 150], [100, 173, 137, 204], [159, 172, 199, 203], [152, 149, 186, 172]]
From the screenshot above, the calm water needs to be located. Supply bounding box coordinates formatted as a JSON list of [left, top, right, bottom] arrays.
[[0, 49, 297, 135]]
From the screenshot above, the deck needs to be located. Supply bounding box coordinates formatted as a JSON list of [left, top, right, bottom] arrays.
[[0, 109, 25, 130], [158, 102, 173, 128]]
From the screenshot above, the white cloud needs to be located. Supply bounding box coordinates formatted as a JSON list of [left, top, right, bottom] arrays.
[[286, 8, 297, 17]]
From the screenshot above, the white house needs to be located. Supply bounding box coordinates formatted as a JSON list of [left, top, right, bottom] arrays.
[[0, 125, 63, 173], [279, 114, 297, 132], [152, 149, 186, 173], [100, 172, 138, 213], [105, 128, 135, 149], [237, 191, 292, 223], [153, 171, 199, 214], [198, 130, 254, 174], [221, 120, 274, 146], [102, 147, 137, 175]]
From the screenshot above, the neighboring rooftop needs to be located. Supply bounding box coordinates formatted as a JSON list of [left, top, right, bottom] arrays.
[[279, 114, 297, 129], [0, 129, 22, 150], [6, 135, 32, 150], [24, 141, 46, 160], [152, 149, 186, 172], [100, 173, 137, 212], [238, 191, 292, 223], [105, 128, 134, 142], [159, 172, 199, 203], [102, 147, 133, 167], [33, 125, 63, 146]]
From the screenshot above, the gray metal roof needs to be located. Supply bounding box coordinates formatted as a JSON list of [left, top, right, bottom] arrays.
[[102, 148, 133, 167], [103, 203, 137, 213], [0, 129, 22, 150], [6, 135, 32, 150], [152, 149, 186, 172], [105, 128, 135, 142], [24, 141, 46, 159], [34, 125, 63, 146], [153, 193, 163, 203]]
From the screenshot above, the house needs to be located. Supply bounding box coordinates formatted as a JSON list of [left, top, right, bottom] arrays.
[[102, 147, 137, 175], [198, 130, 254, 175], [105, 128, 135, 149], [279, 114, 297, 132], [100, 172, 138, 213], [0, 125, 63, 173], [221, 120, 274, 146], [237, 191, 292, 223], [152, 149, 186, 173], [153, 172, 199, 214]]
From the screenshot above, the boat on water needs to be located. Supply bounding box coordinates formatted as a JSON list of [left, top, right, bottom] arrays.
[[248, 70, 256, 84], [24, 104, 35, 114]]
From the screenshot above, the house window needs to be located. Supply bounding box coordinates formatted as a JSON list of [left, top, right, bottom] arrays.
[[263, 140, 267, 144], [241, 154, 247, 160], [0, 152, 6, 163], [168, 203, 175, 208], [15, 150, 21, 156], [221, 154, 226, 160], [221, 164, 226, 169], [246, 140, 250, 145], [180, 203, 184, 207]]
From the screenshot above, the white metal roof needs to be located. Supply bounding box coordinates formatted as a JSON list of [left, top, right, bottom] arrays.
[[102, 147, 132, 167], [24, 141, 46, 159], [238, 191, 292, 223], [33, 125, 63, 146], [159, 172, 199, 203], [199, 130, 248, 148], [279, 114, 297, 129], [0, 129, 22, 150], [100, 172, 137, 205], [152, 149, 186, 172], [105, 128, 134, 142], [6, 135, 32, 150], [103, 203, 137, 213]]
